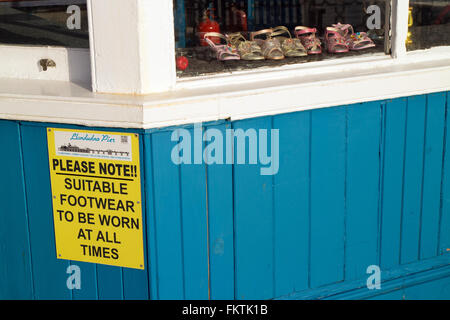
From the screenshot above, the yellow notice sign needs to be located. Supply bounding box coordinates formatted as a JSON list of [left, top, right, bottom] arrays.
[[47, 128, 144, 270]]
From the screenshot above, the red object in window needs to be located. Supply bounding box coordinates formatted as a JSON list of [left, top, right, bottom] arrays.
[[197, 8, 221, 46], [176, 56, 189, 71], [227, 4, 248, 33]]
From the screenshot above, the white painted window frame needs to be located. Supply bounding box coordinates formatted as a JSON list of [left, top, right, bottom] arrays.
[[0, 0, 448, 95], [90, 0, 448, 94]]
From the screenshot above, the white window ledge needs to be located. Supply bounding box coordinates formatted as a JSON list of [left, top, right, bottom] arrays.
[[0, 47, 449, 129]]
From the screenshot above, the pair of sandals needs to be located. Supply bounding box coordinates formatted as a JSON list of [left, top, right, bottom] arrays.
[[294, 26, 322, 55], [203, 32, 264, 61], [325, 23, 375, 53], [252, 26, 323, 58], [250, 26, 308, 60], [204, 26, 309, 61]]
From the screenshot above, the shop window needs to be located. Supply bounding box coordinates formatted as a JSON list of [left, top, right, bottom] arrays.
[[174, 0, 390, 78], [407, 0, 450, 51], [0, 0, 89, 48]]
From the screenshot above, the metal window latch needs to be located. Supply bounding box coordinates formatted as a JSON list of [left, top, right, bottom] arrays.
[[39, 59, 56, 71]]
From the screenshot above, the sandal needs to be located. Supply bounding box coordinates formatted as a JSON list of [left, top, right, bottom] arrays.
[[294, 26, 322, 54], [250, 29, 284, 60], [227, 32, 264, 61], [203, 32, 240, 61], [325, 27, 349, 53], [332, 23, 376, 51], [270, 26, 307, 57]]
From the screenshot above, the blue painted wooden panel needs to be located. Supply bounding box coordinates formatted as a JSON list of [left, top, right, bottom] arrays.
[[367, 274, 450, 300], [1, 91, 449, 300], [440, 91, 450, 256], [96, 265, 123, 300], [149, 131, 185, 300], [0, 121, 33, 300], [369, 273, 450, 300], [380, 98, 407, 270], [420, 92, 447, 260], [367, 290, 404, 300], [402, 277, 450, 300], [400, 95, 427, 265], [272, 111, 310, 297], [345, 102, 381, 281], [205, 122, 235, 300], [71, 262, 97, 300], [401, 275, 450, 299], [309, 106, 346, 288], [143, 133, 159, 300], [179, 126, 209, 300], [233, 117, 275, 300]]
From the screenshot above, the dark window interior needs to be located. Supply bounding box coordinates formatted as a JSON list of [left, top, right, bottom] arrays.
[[174, 0, 389, 78], [0, 0, 89, 48], [407, 0, 450, 51]]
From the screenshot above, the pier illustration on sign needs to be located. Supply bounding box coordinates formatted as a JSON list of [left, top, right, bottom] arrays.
[[58, 143, 130, 157]]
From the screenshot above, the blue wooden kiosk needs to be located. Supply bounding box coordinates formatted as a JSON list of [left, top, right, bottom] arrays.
[[0, 0, 449, 300], [1, 92, 450, 299]]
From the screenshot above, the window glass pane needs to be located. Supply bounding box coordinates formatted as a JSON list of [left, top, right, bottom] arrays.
[[0, 0, 89, 48], [174, 0, 389, 78], [407, 0, 450, 51]]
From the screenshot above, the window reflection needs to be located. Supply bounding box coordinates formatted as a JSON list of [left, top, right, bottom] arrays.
[[0, 0, 89, 48], [407, 0, 450, 50]]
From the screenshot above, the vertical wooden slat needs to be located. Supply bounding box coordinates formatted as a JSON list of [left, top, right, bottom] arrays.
[[179, 126, 209, 300], [122, 267, 149, 300], [20, 124, 70, 299], [143, 133, 159, 300], [310, 106, 346, 288], [440, 92, 450, 255], [233, 117, 274, 300], [400, 95, 427, 265], [380, 98, 407, 270], [96, 266, 123, 299], [151, 131, 185, 299], [206, 122, 235, 300], [0, 121, 34, 299], [71, 263, 97, 300], [272, 112, 310, 297], [345, 102, 381, 281], [419, 93, 446, 260]]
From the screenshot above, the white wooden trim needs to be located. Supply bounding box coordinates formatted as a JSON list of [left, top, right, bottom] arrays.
[[0, 46, 90, 84], [88, 0, 176, 94], [391, 0, 409, 58], [0, 47, 448, 129], [0, 2, 91, 84]]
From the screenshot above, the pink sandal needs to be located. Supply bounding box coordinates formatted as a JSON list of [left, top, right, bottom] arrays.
[[332, 23, 376, 51], [203, 32, 241, 61], [294, 26, 322, 54], [325, 27, 349, 53]]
